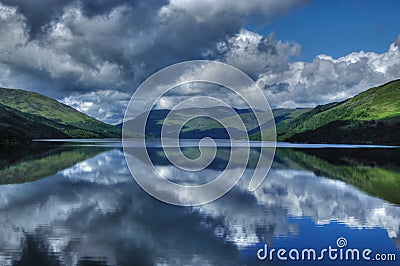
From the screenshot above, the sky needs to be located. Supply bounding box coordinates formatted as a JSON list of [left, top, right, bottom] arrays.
[[0, 0, 399, 124], [251, 0, 400, 61]]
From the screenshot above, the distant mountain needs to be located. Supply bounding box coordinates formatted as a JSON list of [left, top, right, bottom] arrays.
[[122, 106, 310, 139], [0, 87, 121, 143], [269, 79, 400, 145], [122, 107, 244, 139]]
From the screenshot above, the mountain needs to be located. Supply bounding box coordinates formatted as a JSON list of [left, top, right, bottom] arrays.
[[0, 87, 121, 143], [121, 107, 309, 139], [270, 79, 400, 145], [123, 107, 257, 139]]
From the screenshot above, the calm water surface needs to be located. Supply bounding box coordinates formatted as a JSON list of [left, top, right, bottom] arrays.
[[0, 140, 399, 265]]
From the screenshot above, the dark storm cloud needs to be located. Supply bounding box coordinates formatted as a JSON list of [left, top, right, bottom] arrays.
[[0, 0, 166, 39], [1, 0, 72, 38], [0, 0, 310, 93], [0, 0, 251, 97]]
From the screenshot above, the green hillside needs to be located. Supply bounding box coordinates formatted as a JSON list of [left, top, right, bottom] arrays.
[[0, 103, 68, 143], [253, 79, 400, 145], [0, 87, 121, 142]]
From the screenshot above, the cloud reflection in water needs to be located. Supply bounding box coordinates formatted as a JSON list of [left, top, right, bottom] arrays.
[[0, 148, 399, 265]]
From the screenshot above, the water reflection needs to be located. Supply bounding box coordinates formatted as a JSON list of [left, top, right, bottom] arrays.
[[0, 142, 110, 184], [275, 148, 400, 204], [0, 142, 399, 265]]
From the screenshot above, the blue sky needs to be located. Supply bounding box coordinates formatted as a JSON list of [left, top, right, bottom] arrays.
[[248, 0, 400, 61]]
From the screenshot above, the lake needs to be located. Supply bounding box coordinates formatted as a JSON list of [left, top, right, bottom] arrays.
[[0, 140, 399, 265]]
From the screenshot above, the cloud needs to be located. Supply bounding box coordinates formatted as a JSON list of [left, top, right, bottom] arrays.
[[0, 0, 399, 124], [214, 30, 301, 80], [0, 0, 166, 39], [0, 0, 306, 92], [62, 90, 130, 124], [208, 29, 400, 109], [0, 2, 132, 97], [163, 0, 309, 23], [259, 42, 400, 108]]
